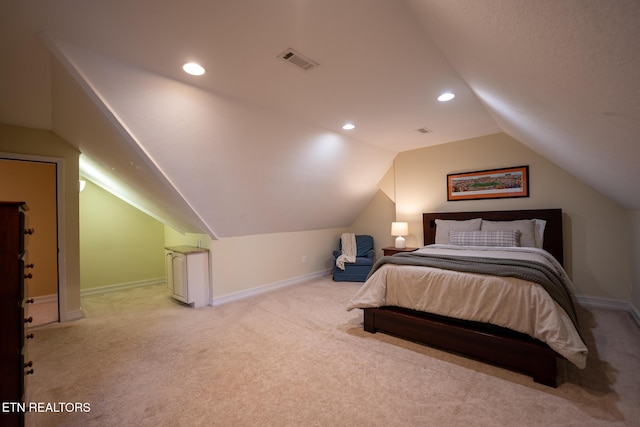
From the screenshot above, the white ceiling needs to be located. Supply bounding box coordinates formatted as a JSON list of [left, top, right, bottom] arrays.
[[1, 0, 639, 237]]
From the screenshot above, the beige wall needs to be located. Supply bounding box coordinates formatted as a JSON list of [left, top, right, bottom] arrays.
[[0, 123, 81, 320], [350, 189, 396, 260], [80, 180, 165, 290], [204, 130, 635, 306], [165, 226, 345, 299], [359, 132, 630, 301], [5, 122, 634, 314], [0, 159, 58, 297]]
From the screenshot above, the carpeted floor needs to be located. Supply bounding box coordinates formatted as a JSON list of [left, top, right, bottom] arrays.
[[25, 276, 640, 426]]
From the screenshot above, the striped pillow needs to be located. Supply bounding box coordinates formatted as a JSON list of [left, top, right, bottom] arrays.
[[449, 230, 520, 247]]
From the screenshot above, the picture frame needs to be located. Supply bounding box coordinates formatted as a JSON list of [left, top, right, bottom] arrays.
[[447, 165, 529, 201]]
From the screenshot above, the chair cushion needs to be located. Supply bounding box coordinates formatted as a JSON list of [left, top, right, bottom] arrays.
[[351, 256, 373, 266], [333, 263, 372, 282]]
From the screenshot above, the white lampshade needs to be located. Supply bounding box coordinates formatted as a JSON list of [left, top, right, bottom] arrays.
[[391, 222, 408, 236], [391, 222, 408, 249]]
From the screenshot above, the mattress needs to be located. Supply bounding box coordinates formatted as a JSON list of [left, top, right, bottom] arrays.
[[347, 245, 588, 368]]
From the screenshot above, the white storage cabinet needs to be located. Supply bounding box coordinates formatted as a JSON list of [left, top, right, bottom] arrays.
[[165, 246, 210, 308]]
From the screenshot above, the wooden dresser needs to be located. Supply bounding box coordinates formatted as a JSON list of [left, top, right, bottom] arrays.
[[0, 202, 35, 426]]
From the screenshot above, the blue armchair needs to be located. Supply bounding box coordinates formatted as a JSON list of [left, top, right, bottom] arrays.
[[332, 235, 375, 282]]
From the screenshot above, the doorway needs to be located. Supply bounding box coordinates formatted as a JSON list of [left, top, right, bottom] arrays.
[[0, 157, 59, 325]]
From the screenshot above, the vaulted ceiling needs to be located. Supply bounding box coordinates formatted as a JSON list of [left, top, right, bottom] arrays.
[[1, 0, 638, 237]]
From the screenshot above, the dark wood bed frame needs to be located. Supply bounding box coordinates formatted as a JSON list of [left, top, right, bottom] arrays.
[[363, 209, 565, 387]]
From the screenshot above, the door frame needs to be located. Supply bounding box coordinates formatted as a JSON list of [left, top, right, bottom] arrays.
[[0, 152, 66, 321]]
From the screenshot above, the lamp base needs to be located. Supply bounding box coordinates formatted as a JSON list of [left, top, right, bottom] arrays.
[[394, 236, 406, 249]]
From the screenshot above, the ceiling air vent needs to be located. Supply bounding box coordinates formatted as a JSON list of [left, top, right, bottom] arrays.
[[278, 48, 319, 71], [417, 127, 433, 134]]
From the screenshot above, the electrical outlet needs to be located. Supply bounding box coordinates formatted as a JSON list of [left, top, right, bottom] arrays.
[[302, 255, 307, 263]]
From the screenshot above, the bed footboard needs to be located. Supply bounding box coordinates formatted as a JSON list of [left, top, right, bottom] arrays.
[[363, 307, 558, 387]]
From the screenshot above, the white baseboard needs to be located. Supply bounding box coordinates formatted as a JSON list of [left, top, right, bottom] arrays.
[[576, 294, 640, 328], [60, 309, 83, 322], [80, 277, 166, 296], [30, 293, 58, 304], [575, 294, 630, 311], [27, 293, 82, 323], [210, 269, 331, 307]]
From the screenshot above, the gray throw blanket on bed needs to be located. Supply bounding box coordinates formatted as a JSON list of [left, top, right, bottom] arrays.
[[368, 252, 581, 334]]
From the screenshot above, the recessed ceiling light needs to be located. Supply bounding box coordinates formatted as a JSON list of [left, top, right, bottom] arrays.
[[183, 62, 205, 76], [437, 92, 455, 102], [342, 123, 356, 130]]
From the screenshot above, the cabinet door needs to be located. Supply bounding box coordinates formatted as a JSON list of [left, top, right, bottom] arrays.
[[170, 253, 188, 303]]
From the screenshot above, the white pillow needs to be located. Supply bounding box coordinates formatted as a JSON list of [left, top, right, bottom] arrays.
[[449, 230, 520, 247], [481, 219, 536, 248], [435, 218, 482, 244], [534, 219, 546, 248]]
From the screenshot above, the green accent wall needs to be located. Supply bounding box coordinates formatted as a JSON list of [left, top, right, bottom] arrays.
[[80, 180, 165, 290]]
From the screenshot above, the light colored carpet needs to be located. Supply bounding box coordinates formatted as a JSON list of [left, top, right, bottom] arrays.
[[25, 277, 640, 426]]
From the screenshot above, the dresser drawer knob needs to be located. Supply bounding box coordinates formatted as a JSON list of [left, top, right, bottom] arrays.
[[26, 298, 35, 304], [26, 333, 34, 339], [25, 263, 35, 269], [25, 369, 34, 375], [25, 228, 35, 235], [24, 273, 32, 279], [24, 316, 33, 324], [24, 361, 33, 368]]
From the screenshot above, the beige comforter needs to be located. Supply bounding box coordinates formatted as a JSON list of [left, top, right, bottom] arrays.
[[347, 245, 588, 369]]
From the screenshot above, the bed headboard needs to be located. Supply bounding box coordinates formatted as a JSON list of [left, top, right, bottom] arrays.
[[422, 209, 564, 265]]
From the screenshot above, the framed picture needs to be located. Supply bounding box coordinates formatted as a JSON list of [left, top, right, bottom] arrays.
[[447, 165, 529, 201]]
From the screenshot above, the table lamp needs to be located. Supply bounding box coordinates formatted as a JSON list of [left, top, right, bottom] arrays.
[[391, 222, 409, 249]]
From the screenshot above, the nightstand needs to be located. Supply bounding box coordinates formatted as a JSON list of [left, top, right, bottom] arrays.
[[382, 247, 418, 256]]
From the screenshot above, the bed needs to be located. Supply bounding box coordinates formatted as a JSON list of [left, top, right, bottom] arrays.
[[347, 209, 587, 387]]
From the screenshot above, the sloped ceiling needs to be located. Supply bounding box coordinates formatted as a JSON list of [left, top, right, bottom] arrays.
[[1, 1, 639, 238], [406, 0, 640, 211]]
